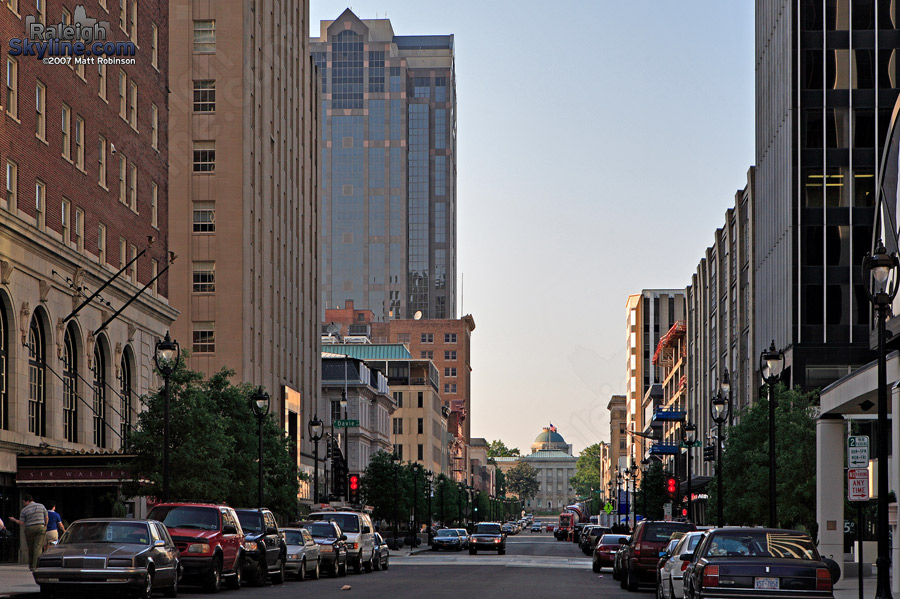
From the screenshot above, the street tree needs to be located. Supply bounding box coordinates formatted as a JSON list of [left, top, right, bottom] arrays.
[[633, 461, 668, 520], [487, 440, 520, 458], [431, 473, 460, 526], [359, 451, 403, 524], [569, 442, 604, 497], [506, 462, 540, 501]]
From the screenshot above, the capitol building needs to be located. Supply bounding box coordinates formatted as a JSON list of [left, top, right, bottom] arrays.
[[495, 425, 578, 512]]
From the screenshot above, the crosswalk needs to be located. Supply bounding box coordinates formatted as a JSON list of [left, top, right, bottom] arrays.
[[390, 554, 592, 570]]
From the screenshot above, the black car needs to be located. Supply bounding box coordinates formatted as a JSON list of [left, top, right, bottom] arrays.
[[469, 522, 506, 555], [682, 528, 836, 599], [235, 508, 287, 586], [372, 533, 390, 570], [432, 529, 464, 551], [302, 520, 349, 577]]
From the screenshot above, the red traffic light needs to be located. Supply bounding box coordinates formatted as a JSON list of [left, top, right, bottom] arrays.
[[349, 475, 359, 491], [666, 477, 677, 494], [681, 508, 688, 517]]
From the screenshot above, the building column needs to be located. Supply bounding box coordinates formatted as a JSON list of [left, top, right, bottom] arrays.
[[892, 384, 900, 595], [816, 415, 845, 562]]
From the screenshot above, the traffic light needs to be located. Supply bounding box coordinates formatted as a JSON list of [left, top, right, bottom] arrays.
[[665, 477, 678, 500], [326, 437, 333, 459], [348, 473, 360, 503], [681, 508, 688, 517], [703, 445, 715, 462]]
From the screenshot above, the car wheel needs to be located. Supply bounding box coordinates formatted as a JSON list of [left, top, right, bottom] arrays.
[[270, 554, 285, 585], [364, 551, 373, 573], [298, 558, 306, 581], [225, 558, 242, 590], [469, 548, 476, 555], [163, 567, 178, 598], [383, 556, 389, 571], [331, 558, 340, 577], [373, 553, 381, 571], [498, 548, 505, 555], [627, 567, 639, 592], [352, 553, 362, 575], [592, 557, 601, 574], [251, 557, 266, 587], [310, 558, 320, 580], [620, 568, 628, 589], [138, 569, 154, 599], [203, 558, 222, 593]]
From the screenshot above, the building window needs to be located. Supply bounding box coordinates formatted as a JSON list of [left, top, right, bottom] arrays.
[[193, 141, 215, 172], [444, 367, 457, 377], [150, 259, 158, 294], [192, 322, 215, 353], [118, 70, 127, 118], [150, 103, 158, 149], [444, 383, 457, 394], [129, 0, 137, 43], [129, 163, 137, 210], [6, 0, 17, 13], [394, 444, 403, 460], [92, 345, 106, 448], [392, 391, 403, 407], [118, 155, 127, 203], [151, 23, 158, 69], [118, 238, 126, 269], [98, 63, 106, 100], [421, 333, 433, 343], [61, 104, 71, 159], [192, 202, 215, 232], [6, 58, 17, 119], [193, 80, 215, 112], [97, 136, 107, 187], [417, 444, 423, 461], [120, 351, 132, 448], [27, 315, 45, 437], [417, 392, 423, 408], [397, 333, 410, 343], [151, 182, 158, 228], [97, 223, 106, 264], [35, 81, 45, 139], [193, 20, 215, 53], [417, 418, 423, 434], [74, 208, 84, 252], [420, 350, 433, 359], [74, 116, 84, 169], [128, 81, 137, 129], [192, 261, 215, 292], [129, 245, 137, 282], [60, 199, 70, 243], [4, 160, 15, 209], [392, 418, 403, 434], [34, 180, 44, 229], [118, 0, 126, 30], [444, 350, 457, 361], [62, 327, 77, 443], [444, 333, 457, 343], [34, 0, 42, 22]]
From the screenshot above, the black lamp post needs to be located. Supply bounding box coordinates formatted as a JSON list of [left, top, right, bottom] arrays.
[[615, 468, 623, 527], [153, 331, 180, 503], [681, 421, 696, 522], [426, 471, 433, 545], [862, 239, 899, 599], [760, 340, 784, 528], [250, 386, 270, 508], [629, 463, 638, 527], [439, 477, 445, 526], [411, 463, 422, 547], [390, 453, 400, 547], [308, 415, 324, 504], [711, 368, 731, 527], [457, 482, 464, 527], [640, 458, 649, 518]]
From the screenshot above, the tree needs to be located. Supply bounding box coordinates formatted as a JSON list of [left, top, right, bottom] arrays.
[[633, 461, 668, 520], [431, 474, 460, 526], [494, 465, 507, 498], [570, 443, 604, 497], [506, 462, 540, 501], [487, 440, 520, 458]]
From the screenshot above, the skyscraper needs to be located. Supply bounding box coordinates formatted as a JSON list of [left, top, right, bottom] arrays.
[[755, 2, 900, 389], [312, 9, 457, 321]]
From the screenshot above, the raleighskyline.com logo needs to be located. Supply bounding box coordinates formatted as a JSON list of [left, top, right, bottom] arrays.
[[8, 5, 136, 64]]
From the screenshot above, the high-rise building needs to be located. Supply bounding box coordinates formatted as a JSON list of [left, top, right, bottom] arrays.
[[755, 2, 900, 390], [311, 9, 457, 321], [167, 0, 321, 495]]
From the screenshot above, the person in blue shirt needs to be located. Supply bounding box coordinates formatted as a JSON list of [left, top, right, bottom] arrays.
[[44, 503, 65, 550]]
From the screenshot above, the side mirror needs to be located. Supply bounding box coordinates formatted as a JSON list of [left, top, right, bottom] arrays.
[[659, 551, 668, 558], [619, 538, 628, 545], [679, 553, 694, 562], [340, 534, 348, 541], [362, 526, 371, 534], [154, 539, 166, 547]]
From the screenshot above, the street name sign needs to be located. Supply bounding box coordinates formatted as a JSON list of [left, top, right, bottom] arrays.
[[848, 468, 870, 501], [847, 435, 869, 468], [334, 419, 359, 428]]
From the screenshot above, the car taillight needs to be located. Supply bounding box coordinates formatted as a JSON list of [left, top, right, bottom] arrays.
[[681, 560, 690, 572], [352, 542, 359, 549], [817, 568, 832, 591], [702, 565, 719, 588], [634, 543, 642, 557]]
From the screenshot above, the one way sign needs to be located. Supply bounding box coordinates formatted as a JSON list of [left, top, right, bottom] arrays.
[[848, 468, 870, 501]]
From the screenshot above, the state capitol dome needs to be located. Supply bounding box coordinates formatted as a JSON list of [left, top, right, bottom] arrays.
[[530, 424, 571, 454]]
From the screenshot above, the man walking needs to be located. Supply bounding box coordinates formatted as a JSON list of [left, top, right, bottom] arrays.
[[9, 494, 48, 570]]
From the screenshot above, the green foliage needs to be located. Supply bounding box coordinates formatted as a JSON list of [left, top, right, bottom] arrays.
[[431, 474, 461, 526], [487, 440, 520, 458], [707, 384, 818, 531], [570, 443, 605, 497], [506, 462, 540, 500], [359, 453, 432, 529], [495, 467, 507, 497], [124, 360, 301, 520], [634, 461, 668, 520]]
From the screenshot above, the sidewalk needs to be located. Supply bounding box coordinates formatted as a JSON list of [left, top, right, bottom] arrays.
[[833, 571, 877, 599], [0, 564, 38, 598]]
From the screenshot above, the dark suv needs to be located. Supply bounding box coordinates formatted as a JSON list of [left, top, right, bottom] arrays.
[[621, 520, 696, 591], [469, 522, 506, 555], [235, 509, 287, 586], [148, 503, 245, 592]]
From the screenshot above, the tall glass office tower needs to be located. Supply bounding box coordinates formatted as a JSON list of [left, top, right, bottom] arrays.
[[312, 9, 457, 321]]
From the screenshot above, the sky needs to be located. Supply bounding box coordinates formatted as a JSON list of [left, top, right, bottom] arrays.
[[310, 1, 756, 456]]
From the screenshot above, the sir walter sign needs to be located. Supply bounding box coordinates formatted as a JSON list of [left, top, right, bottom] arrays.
[[848, 468, 870, 501]]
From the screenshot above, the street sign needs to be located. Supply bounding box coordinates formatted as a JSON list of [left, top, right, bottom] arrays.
[[603, 502, 613, 515], [663, 502, 672, 522], [334, 419, 359, 428], [848, 468, 870, 501], [848, 435, 869, 469]]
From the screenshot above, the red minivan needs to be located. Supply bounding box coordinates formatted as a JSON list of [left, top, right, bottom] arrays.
[[148, 503, 245, 592]]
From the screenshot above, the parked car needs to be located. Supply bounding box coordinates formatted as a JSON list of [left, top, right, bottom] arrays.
[[658, 531, 706, 599], [622, 520, 697, 591], [501, 523, 513, 534], [531, 521, 542, 532], [581, 525, 610, 555], [306, 510, 376, 574], [573, 522, 588, 544], [433, 529, 465, 551], [148, 502, 245, 591], [454, 528, 470, 549], [682, 528, 836, 599], [469, 522, 506, 555], [593, 533, 630, 573], [235, 508, 286, 586], [301, 521, 348, 577], [281, 527, 321, 580], [372, 533, 390, 570], [34, 518, 180, 599], [613, 539, 630, 580], [654, 538, 683, 597]]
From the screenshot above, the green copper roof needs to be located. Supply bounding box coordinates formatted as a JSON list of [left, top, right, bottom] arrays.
[[534, 430, 566, 444], [322, 344, 412, 360]]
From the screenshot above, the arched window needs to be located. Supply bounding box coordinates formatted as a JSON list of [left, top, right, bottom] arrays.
[[62, 326, 78, 443], [93, 344, 106, 448], [27, 315, 46, 437], [0, 298, 7, 430], [120, 348, 132, 449]]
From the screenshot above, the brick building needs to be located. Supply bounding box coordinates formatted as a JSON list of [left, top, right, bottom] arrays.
[[0, 0, 175, 544]]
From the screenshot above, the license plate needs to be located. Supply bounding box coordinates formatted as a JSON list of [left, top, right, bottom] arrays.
[[755, 577, 780, 590]]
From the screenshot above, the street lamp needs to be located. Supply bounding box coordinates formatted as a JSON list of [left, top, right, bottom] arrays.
[[629, 462, 638, 528], [711, 368, 731, 527], [425, 470, 433, 545], [153, 331, 180, 503], [308, 415, 324, 504], [862, 238, 900, 599], [615, 468, 624, 527], [680, 421, 697, 522], [390, 453, 400, 548], [250, 386, 270, 508], [759, 339, 784, 528], [410, 463, 422, 547], [640, 458, 650, 518]]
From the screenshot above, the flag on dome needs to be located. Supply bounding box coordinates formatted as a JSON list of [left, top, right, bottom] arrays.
[[549, 423, 557, 433]]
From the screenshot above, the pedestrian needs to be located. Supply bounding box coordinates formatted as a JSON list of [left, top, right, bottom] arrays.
[[44, 504, 65, 550], [8, 494, 48, 570]]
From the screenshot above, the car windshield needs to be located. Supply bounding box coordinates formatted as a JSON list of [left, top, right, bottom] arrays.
[[644, 523, 695, 543], [236, 512, 263, 533], [705, 532, 818, 559], [436, 529, 458, 537], [148, 506, 219, 531], [455, 529, 467, 535], [309, 514, 359, 533], [307, 523, 338, 538], [475, 524, 501, 534], [284, 531, 304, 545], [62, 521, 150, 545]]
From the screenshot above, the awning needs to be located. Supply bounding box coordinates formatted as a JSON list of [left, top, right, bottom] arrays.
[[16, 449, 135, 487]]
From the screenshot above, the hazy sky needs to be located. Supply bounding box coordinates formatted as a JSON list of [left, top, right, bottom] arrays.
[[310, 2, 756, 456]]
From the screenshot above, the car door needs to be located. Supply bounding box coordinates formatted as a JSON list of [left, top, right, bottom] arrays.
[[150, 522, 175, 584], [303, 530, 319, 569], [219, 508, 239, 571], [263, 511, 280, 568]]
